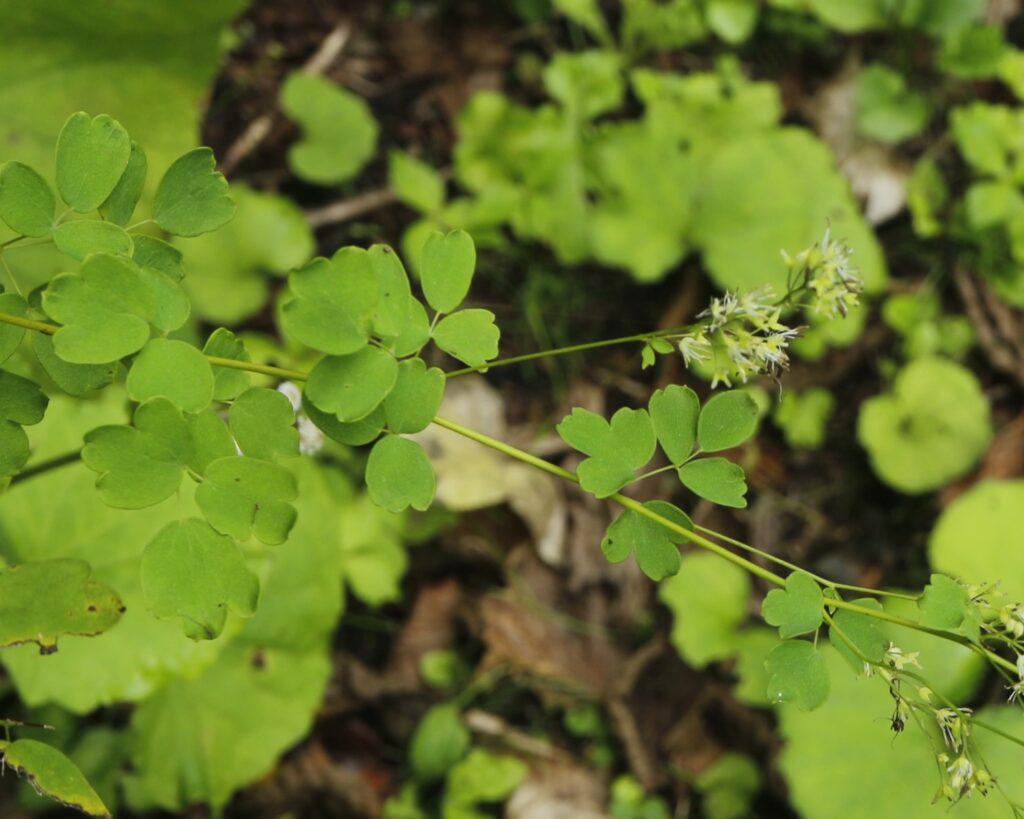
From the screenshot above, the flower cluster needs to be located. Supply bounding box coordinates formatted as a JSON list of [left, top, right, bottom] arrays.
[[782, 227, 863, 319], [932, 707, 994, 800]]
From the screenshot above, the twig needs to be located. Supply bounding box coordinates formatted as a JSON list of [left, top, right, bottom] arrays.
[[221, 21, 353, 175], [9, 450, 82, 487], [304, 186, 398, 229]]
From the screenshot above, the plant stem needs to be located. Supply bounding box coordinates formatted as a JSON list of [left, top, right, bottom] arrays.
[[9, 450, 82, 487], [0, 311, 57, 335], [204, 355, 307, 382]]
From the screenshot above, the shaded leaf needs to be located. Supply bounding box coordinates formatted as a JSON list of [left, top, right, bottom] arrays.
[[99, 141, 147, 225], [202, 327, 250, 400], [410, 704, 469, 783], [0, 739, 110, 817], [829, 598, 887, 674], [0, 161, 54, 236], [765, 640, 830, 710], [761, 572, 824, 639]]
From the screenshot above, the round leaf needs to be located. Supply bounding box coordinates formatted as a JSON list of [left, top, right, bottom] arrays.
[[366, 434, 436, 512], [649, 384, 699, 464], [383, 358, 445, 434], [421, 229, 477, 313], [53, 220, 134, 261], [410, 704, 470, 782], [697, 390, 759, 452], [678, 457, 748, 508], [195, 457, 298, 545], [55, 112, 131, 212], [432, 308, 500, 369], [305, 347, 399, 423], [0, 161, 55, 236], [229, 387, 299, 462], [765, 640, 830, 711], [126, 338, 214, 413], [761, 571, 824, 639]]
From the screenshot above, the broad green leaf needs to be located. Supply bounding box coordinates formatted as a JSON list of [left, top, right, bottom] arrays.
[[195, 456, 298, 545], [366, 434, 436, 512], [55, 112, 131, 212], [133, 243, 191, 333], [303, 397, 385, 447], [0, 559, 123, 652], [202, 327, 250, 400], [383, 358, 445, 434], [918, 574, 969, 631], [141, 518, 259, 640], [0, 292, 28, 363], [697, 390, 759, 452], [648, 384, 699, 464], [857, 357, 992, 493], [854, 64, 930, 144], [773, 387, 834, 450], [659, 552, 751, 666], [369, 243, 413, 338], [305, 346, 399, 422], [280, 72, 378, 185], [229, 387, 299, 462], [52, 220, 134, 261], [938, 24, 1006, 79], [601, 500, 692, 580], [133, 235, 183, 279], [126, 338, 214, 413], [950, 101, 1016, 177], [0, 369, 48, 477], [443, 749, 528, 815], [0, 161, 54, 236], [706, 0, 758, 44], [410, 704, 470, 782], [765, 640, 829, 710], [337, 494, 408, 606], [388, 296, 432, 358], [390, 150, 445, 214], [433, 309, 500, 369], [558, 406, 656, 498], [0, 739, 110, 817], [543, 49, 624, 119], [99, 141, 147, 225], [42, 254, 156, 364], [678, 457, 748, 508], [828, 598, 886, 674], [186, 409, 235, 475], [153, 147, 234, 237], [282, 249, 378, 354], [421, 229, 476, 313], [31, 333, 115, 397], [762, 572, 824, 639], [82, 398, 191, 509]]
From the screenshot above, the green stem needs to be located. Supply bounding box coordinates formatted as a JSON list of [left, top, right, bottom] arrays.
[[205, 355, 307, 383], [9, 451, 82, 487], [0, 311, 57, 335]]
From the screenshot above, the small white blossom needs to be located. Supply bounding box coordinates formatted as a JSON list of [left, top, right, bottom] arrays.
[[885, 643, 921, 671]]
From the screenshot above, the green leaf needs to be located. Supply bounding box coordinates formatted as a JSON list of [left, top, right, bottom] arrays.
[[421, 229, 477, 313], [0, 161, 54, 236], [153, 147, 235, 236], [366, 434, 436, 512], [186, 409, 236, 475], [648, 384, 699, 464], [99, 141, 147, 225], [0, 739, 110, 818], [602, 500, 692, 580], [31, 333, 115, 396], [773, 387, 834, 450], [854, 64, 931, 145], [443, 749, 528, 814], [126, 338, 214, 413], [388, 296, 432, 358], [697, 390, 759, 452], [918, 574, 969, 631], [52, 220, 134, 261], [305, 347, 399, 422], [553, 0, 613, 44], [0, 291, 28, 363], [304, 398, 385, 447], [677, 457, 748, 508], [828, 598, 887, 674], [706, 0, 758, 44], [761, 572, 824, 639], [0, 559, 123, 652], [765, 640, 829, 710], [42, 254, 156, 364], [55, 112, 131, 212], [857, 357, 992, 493], [0, 369, 48, 477], [432, 309, 500, 369], [195, 456, 298, 545], [281, 249, 378, 354], [383, 358, 445, 434], [659, 552, 751, 666], [202, 328, 250, 400], [133, 235, 183, 278], [410, 704, 470, 782], [369, 243, 413, 338], [229, 387, 299, 462], [337, 494, 408, 606], [141, 518, 259, 640], [82, 398, 191, 509], [558, 407, 656, 498], [937, 24, 1006, 79], [280, 72, 379, 185], [390, 150, 445, 214]]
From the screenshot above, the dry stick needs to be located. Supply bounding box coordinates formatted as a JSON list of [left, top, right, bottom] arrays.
[[304, 168, 453, 229], [220, 21, 353, 175]]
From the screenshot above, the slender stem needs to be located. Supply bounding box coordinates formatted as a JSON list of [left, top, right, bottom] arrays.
[[0, 311, 57, 335], [626, 463, 678, 485], [205, 355, 307, 382], [9, 450, 82, 486]]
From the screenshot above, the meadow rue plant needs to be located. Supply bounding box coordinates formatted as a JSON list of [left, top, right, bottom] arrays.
[[3, 113, 1024, 815]]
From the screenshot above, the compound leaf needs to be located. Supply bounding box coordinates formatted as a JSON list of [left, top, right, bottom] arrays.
[[649, 384, 699, 464], [0, 739, 110, 817], [99, 141, 147, 225], [0, 559, 124, 653], [558, 407, 656, 497], [432, 309, 500, 369], [305, 346, 399, 423], [153, 147, 235, 237], [126, 338, 214, 413], [677, 457, 748, 507], [42, 253, 156, 364], [55, 112, 131, 212], [0, 161, 54, 236], [383, 358, 445, 434], [52, 220, 134, 261], [82, 398, 192, 509], [698, 390, 759, 452], [421, 229, 476, 313], [141, 518, 259, 640], [601, 500, 692, 580], [195, 457, 298, 545], [765, 640, 830, 711], [229, 387, 299, 462], [762, 572, 824, 639], [281, 249, 378, 355], [366, 434, 435, 512]]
